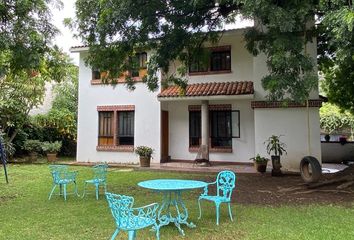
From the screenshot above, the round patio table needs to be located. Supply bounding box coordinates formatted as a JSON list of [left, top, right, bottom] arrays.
[[138, 179, 207, 236]]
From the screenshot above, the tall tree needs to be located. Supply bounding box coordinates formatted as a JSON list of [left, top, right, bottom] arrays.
[[74, 1, 353, 105], [74, 0, 327, 102], [0, 0, 74, 142], [318, 1, 354, 113]]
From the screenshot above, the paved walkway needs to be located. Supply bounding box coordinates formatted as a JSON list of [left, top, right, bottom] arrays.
[[65, 161, 257, 174], [65, 161, 347, 175]]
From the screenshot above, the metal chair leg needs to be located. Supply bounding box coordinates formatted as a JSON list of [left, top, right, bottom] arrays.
[[63, 184, 67, 201], [48, 184, 57, 200], [154, 223, 160, 240], [74, 181, 79, 196], [228, 203, 233, 221], [95, 183, 99, 200], [198, 198, 202, 219], [128, 230, 136, 240], [215, 202, 220, 225], [110, 229, 120, 240], [82, 182, 87, 198]]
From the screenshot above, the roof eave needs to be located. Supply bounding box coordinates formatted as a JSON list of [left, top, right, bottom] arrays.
[[157, 94, 254, 102], [70, 47, 89, 53]]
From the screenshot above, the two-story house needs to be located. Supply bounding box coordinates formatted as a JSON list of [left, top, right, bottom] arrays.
[[71, 27, 322, 172]]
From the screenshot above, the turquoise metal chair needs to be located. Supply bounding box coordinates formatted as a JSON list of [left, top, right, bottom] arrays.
[[82, 164, 108, 200], [198, 170, 236, 225], [48, 165, 79, 201], [105, 192, 160, 240]]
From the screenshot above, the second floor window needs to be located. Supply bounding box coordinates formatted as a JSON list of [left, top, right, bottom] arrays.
[[91, 52, 147, 80], [131, 52, 147, 77], [189, 46, 231, 74]]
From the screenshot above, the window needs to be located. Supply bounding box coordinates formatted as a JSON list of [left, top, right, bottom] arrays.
[[210, 111, 232, 147], [131, 52, 147, 77], [210, 51, 231, 71], [91, 52, 147, 81], [118, 111, 134, 145], [92, 68, 100, 80], [189, 46, 231, 74], [188, 106, 240, 150], [97, 106, 135, 150], [189, 111, 201, 147], [98, 112, 114, 146]]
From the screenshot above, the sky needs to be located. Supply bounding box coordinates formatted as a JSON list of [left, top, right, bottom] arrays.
[[51, 0, 80, 65]]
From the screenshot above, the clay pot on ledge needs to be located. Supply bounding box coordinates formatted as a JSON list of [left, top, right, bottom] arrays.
[[139, 156, 151, 167], [47, 152, 58, 162]]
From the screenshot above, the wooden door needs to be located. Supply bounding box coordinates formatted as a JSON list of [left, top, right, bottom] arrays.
[[161, 111, 169, 162]]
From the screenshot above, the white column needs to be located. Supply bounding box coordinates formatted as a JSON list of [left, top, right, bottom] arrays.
[[201, 100, 209, 160]]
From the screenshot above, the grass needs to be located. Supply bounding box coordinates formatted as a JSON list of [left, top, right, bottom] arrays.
[[0, 164, 354, 240]]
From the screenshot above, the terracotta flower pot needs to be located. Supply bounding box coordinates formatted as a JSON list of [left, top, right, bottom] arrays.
[[271, 156, 282, 176], [29, 152, 38, 163], [254, 162, 267, 173], [139, 156, 151, 167], [47, 153, 57, 162]]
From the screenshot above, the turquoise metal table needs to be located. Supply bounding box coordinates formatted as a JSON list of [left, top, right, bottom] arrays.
[[138, 179, 207, 236]]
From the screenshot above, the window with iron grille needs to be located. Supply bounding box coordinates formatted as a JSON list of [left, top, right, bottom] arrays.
[[189, 111, 201, 147], [98, 111, 114, 146], [97, 108, 135, 147], [188, 107, 240, 149], [118, 111, 135, 145]]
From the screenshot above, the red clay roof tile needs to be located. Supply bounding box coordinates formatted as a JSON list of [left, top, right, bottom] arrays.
[[158, 81, 254, 98]]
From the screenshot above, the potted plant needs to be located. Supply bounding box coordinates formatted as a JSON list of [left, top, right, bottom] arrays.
[[250, 154, 269, 173], [23, 140, 42, 162], [264, 135, 287, 176], [135, 146, 154, 167], [42, 141, 62, 162]]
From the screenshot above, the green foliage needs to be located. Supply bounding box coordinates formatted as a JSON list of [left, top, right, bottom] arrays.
[[0, 128, 15, 157], [28, 65, 78, 156], [264, 135, 287, 157], [73, 0, 329, 101], [320, 103, 354, 134], [0, 0, 63, 76], [250, 154, 269, 164], [22, 140, 42, 153], [135, 146, 154, 158], [0, 0, 74, 151], [0, 71, 46, 143], [42, 141, 62, 153], [318, 2, 354, 113]]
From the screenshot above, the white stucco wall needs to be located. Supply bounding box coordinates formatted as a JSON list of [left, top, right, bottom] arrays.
[[167, 99, 254, 162], [76, 53, 161, 164], [254, 108, 321, 172]]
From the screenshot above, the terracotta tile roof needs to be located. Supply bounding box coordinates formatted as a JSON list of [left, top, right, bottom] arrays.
[[70, 45, 89, 49], [158, 81, 254, 98]]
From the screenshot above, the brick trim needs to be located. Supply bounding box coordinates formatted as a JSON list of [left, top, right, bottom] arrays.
[[97, 105, 135, 111], [209, 104, 232, 111], [91, 77, 143, 85], [189, 146, 232, 153], [251, 99, 323, 109], [188, 104, 232, 111], [96, 145, 134, 152], [188, 105, 201, 111]]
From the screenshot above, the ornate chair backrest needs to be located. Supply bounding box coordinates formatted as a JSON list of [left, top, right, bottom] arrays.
[[49, 165, 68, 184], [106, 192, 135, 229], [93, 164, 108, 181], [216, 170, 236, 200]]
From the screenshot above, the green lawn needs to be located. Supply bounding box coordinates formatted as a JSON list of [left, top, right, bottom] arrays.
[[0, 164, 354, 240]]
